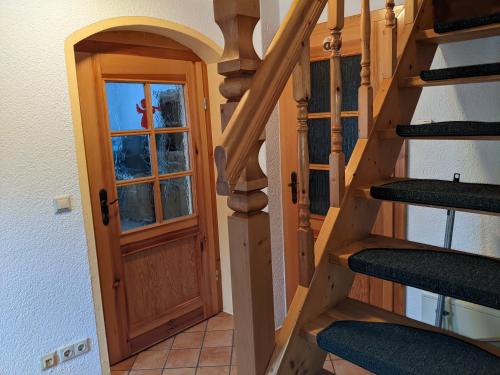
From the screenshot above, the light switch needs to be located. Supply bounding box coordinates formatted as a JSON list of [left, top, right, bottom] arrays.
[[53, 196, 72, 213]]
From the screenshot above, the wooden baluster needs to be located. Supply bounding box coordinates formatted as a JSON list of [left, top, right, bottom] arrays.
[[214, 2, 275, 375], [325, 0, 345, 207], [406, 0, 417, 24], [293, 42, 314, 286], [383, 0, 397, 79], [359, 0, 373, 139]]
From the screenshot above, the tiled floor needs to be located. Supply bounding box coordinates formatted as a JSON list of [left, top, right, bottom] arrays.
[[111, 312, 372, 375]]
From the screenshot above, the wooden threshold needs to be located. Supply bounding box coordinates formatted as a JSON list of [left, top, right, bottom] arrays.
[[329, 234, 478, 268], [378, 128, 500, 140], [400, 74, 500, 87], [417, 23, 500, 44], [302, 298, 500, 357]]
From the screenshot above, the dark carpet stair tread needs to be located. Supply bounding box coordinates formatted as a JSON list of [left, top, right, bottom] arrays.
[[434, 12, 500, 34], [420, 63, 500, 81], [396, 121, 500, 138], [370, 179, 500, 213], [317, 321, 500, 375], [348, 248, 500, 309]]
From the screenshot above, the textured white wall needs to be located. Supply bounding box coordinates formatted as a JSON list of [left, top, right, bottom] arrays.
[[0, 1, 227, 374], [406, 36, 500, 320]]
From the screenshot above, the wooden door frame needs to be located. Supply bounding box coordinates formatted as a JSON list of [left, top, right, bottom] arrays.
[[279, 7, 407, 313], [73, 30, 222, 363]]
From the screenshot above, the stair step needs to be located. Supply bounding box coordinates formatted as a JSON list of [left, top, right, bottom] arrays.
[[434, 12, 500, 34], [305, 299, 500, 375], [421, 63, 500, 81], [330, 235, 500, 309], [417, 23, 500, 44], [401, 63, 500, 87], [360, 178, 500, 215], [396, 121, 500, 139]]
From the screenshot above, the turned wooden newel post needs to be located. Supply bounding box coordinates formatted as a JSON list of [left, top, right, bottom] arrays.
[[383, 0, 397, 79], [293, 42, 314, 286], [214, 1, 275, 375], [359, 0, 373, 139], [325, 0, 345, 208]]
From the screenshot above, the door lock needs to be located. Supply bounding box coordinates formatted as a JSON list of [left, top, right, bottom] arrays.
[[289, 172, 298, 204], [99, 189, 118, 226]]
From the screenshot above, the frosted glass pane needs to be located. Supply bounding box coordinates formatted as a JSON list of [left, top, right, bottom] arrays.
[[310, 170, 329, 216], [309, 60, 330, 113], [112, 136, 151, 181], [160, 176, 193, 220], [308, 118, 330, 164], [156, 133, 190, 175], [341, 55, 361, 111], [105, 82, 147, 131], [343, 117, 359, 164], [117, 183, 156, 231], [151, 84, 187, 128]]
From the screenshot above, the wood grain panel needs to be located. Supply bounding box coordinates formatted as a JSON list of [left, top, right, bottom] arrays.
[[123, 235, 201, 334]]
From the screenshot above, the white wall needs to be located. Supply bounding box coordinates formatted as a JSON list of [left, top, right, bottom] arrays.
[[407, 36, 500, 321], [0, 1, 225, 374]]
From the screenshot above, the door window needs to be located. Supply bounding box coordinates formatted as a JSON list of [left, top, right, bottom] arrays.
[[105, 82, 194, 232], [307, 55, 361, 216]]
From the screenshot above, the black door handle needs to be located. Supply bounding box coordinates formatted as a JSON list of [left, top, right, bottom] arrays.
[[99, 189, 118, 226], [288, 171, 298, 204]]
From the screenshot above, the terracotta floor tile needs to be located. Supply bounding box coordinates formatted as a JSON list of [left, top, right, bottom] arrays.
[[216, 312, 231, 318], [230, 366, 237, 375], [323, 360, 334, 371], [198, 347, 232, 367], [149, 338, 174, 352], [207, 316, 234, 331], [203, 330, 233, 348], [129, 370, 163, 375], [165, 349, 200, 368], [112, 355, 137, 370], [172, 332, 205, 349], [196, 366, 230, 375], [132, 351, 168, 370], [330, 353, 342, 361], [185, 321, 207, 333], [162, 368, 196, 375], [111, 371, 129, 375], [333, 360, 373, 375]]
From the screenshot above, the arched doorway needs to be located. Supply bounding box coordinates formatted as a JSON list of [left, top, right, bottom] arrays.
[[65, 18, 223, 366]]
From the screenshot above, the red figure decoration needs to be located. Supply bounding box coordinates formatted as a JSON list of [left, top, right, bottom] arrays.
[[136, 98, 161, 129]]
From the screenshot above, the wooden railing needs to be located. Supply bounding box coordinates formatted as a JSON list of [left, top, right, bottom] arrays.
[[212, 1, 416, 374]]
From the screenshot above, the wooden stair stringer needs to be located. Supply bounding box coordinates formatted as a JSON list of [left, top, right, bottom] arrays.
[[266, 1, 439, 374]]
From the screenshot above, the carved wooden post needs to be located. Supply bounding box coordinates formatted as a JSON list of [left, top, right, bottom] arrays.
[[214, 2, 275, 375], [359, 0, 373, 139], [406, 0, 417, 24], [383, 0, 397, 79], [325, 0, 345, 207], [293, 42, 314, 286]]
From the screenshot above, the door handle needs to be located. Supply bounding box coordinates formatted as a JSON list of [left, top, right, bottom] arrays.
[[288, 171, 298, 204], [99, 189, 118, 226]]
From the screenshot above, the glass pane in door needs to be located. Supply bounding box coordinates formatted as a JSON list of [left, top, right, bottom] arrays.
[[117, 183, 156, 231], [155, 133, 190, 174], [112, 135, 152, 180], [151, 84, 187, 128], [160, 177, 193, 221], [105, 82, 147, 131]]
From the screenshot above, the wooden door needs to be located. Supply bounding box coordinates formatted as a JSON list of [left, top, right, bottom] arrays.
[[280, 9, 406, 313], [75, 32, 221, 364]]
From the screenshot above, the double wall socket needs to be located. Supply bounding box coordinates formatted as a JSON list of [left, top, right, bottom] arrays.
[[42, 339, 90, 370]]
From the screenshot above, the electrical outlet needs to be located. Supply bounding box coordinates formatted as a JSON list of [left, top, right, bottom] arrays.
[[41, 352, 57, 370], [60, 344, 75, 362], [75, 339, 90, 356]]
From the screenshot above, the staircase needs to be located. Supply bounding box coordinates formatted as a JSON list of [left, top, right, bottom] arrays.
[[212, 0, 500, 374]]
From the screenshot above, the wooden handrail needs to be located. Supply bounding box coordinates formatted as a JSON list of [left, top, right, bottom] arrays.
[[214, 0, 328, 196]]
